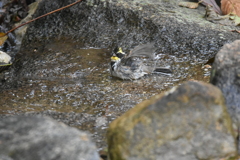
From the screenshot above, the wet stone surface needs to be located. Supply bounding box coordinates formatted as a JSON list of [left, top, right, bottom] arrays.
[[0, 38, 211, 149]]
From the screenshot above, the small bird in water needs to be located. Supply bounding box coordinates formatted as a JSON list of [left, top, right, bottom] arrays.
[[110, 43, 172, 80]]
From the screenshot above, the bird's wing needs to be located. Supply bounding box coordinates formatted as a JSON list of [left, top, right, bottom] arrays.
[[120, 57, 141, 70], [128, 42, 156, 59]]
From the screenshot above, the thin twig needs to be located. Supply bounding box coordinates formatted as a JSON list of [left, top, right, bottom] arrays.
[[0, 0, 83, 37]]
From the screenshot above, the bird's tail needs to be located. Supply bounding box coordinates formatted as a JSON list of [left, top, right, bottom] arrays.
[[153, 67, 172, 74]]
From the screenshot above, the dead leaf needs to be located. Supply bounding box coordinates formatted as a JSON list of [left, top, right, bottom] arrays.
[[205, 5, 240, 26], [229, 14, 240, 25], [200, 0, 222, 14], [221, 0, 240, 16], [0, 33, 8, 46], [205, 5, 235, 26], [179, 2, 199, 9]]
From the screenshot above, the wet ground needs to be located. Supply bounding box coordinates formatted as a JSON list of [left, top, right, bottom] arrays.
[[0, 38, 211, 150]]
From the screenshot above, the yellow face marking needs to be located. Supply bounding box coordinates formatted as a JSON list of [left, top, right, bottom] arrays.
[[118, 47, 123, 53], [111, 56, 120, 61]]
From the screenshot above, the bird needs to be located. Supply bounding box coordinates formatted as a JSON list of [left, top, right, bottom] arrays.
[[110, 43, 172, 80]]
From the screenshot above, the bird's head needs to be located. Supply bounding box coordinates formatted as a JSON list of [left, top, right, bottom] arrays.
[[113, 46, 125, 59]]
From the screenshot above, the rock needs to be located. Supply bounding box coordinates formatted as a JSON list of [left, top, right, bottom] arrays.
[[0, 116, 99, 160], [107, 81, 237, 160], [210, 40, 240, 153], [210, 40, 240, 128], [22, 0, 239, 62]]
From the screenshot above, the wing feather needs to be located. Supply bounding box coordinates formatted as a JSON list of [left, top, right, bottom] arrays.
[[128, 43, 156, 59]]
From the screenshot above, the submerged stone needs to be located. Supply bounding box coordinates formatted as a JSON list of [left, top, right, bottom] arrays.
[[107, 81, 237, 160]]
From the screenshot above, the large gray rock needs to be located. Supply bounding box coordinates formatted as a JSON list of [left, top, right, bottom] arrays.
[[210, 40, 240, 128], [22, 0, 238, 61], [107, 81, 237, 160], [0, 116, 99, 160]]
